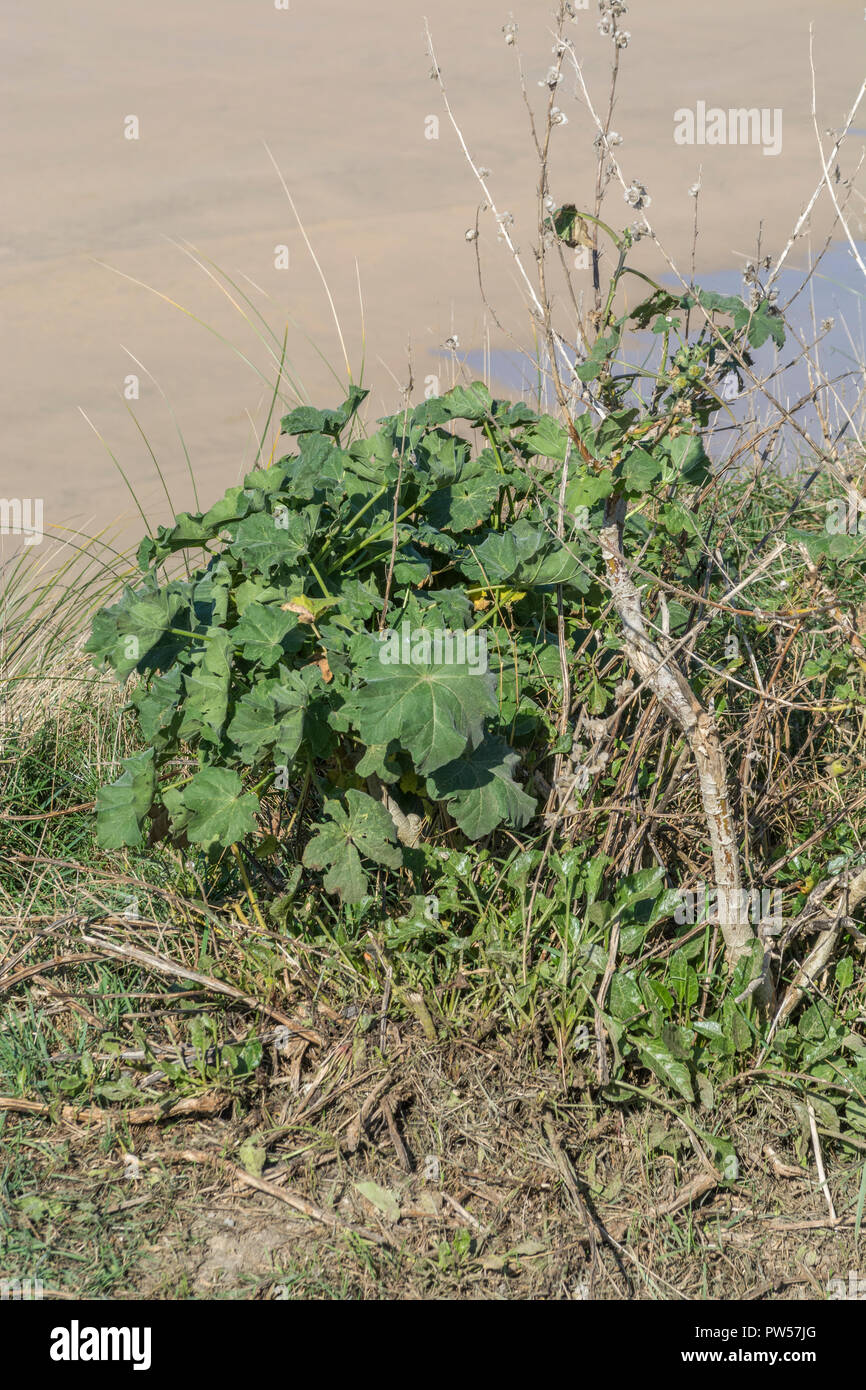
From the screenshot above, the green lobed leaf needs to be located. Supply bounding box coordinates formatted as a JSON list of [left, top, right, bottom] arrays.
[[620, 447, 662, 495], [179, 629, 232, 748], [227, 505, 321, 574], [227, 666, 323, 767], [462, 519, 588, 589], [85, 582, 193, 681], [426, 455, 501, 533], [96, 749, 157, 849], [667, 432, 711, 485], [426, 735, 536, 838], [169, 767, 260, 849], [409, 381, 493, 429], [280, 384, 369, 439], [302, 789, 402, 902], [131, 667, 183, 751], [351, 639, 497, 775], [231, 606, 301, 669], [519, 415, 569, 462]]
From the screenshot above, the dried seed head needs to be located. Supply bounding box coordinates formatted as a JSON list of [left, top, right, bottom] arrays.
[[624, 180, 651, 210], [539, 66, 563, 88]]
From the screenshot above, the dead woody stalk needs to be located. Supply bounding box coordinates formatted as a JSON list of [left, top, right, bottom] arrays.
[[599, 494, 775, 1010]]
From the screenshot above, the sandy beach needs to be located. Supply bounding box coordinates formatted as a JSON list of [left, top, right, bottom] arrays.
[[3, 0, 864, 541]]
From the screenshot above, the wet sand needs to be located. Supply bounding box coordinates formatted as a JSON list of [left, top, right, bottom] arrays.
[[2, 0, 864, 542]]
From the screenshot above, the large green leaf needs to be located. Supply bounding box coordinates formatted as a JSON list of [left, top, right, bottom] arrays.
[[621, 447, 662, 495], [427, 735, 536, 838], [690, 289, 746, 316], [137, 513, 211, 567], [167, 767, 260, 849], [351, 641, 497, 775], [345, 431, 402, 484], [227, 505, 320, 574], [231, 606, 301, 668], [85, 582, 192, 680], [96, 749, 157, 849], [491, 398, 538, 428], [667, 433, 710, 485], [283, 434, 365, 499], [226, 683, 279, 765], [519, 416, 569, 462], [201, 485, 265, 533], [745, 300, 785, 349], [131, 668, 183, 751], [302, 789, 402, 902], [565, 469, 615, 514], [227, 667, 323, 766], [281, 385, 369, 439], [193, 563, 232, 628], [179, 629, 231, 747], [426, 455, 500, 533], [232, 576, 288, 616], [428, 469, 500, 528], [637, 1038, 695, 1102], [462, 519, 588, 588], [355, 741, 401, 785], [410, 381, 493, 429]]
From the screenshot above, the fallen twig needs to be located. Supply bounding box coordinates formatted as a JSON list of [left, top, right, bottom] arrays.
[[807, 1100, 837, 1223], [0, 1091, 230, 1126], [81, 933, 322, 1045]]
